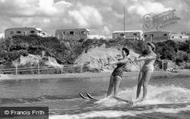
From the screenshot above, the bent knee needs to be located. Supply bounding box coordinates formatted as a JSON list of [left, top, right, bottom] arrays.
[[115, 76, 122, 80], [143, 82, 149, 87]]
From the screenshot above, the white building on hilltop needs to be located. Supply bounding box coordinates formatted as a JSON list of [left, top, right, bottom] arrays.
[[169, 32, 189, 42], [87, 35, 106, 39], [5, 27, 48, 39], [143, 31, 170, 42], [112, 30, 144, 40], [55, 28, 89, 41]]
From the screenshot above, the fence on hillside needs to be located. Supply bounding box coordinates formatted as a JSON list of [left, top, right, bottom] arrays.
[[0, 65, 84, 75]]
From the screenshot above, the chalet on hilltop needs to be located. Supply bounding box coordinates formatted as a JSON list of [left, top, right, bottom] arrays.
[[55, 28, 89, 41], [112, 30, 144, 40], [143, 31, 170, 42], [144, 31, 189, 42], [5, 27, 48, 39]]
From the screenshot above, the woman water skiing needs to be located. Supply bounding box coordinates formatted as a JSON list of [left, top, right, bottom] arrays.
[[134, 42, 157, 103], [106, 47, 130, 98], [80, 47, 133, 104]]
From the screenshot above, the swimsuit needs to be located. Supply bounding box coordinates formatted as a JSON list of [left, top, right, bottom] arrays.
[[140, 52, 156, 72], [111, 63, 126, 78], [142, 59, 155, 72]]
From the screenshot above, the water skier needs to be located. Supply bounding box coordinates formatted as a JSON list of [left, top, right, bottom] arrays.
[[80, 47, 133, 104], [134, 42, 157, 103], [106, 47, 130, 98]]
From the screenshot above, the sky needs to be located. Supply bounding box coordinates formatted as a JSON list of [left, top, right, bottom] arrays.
[[0, 0, 190, 37]]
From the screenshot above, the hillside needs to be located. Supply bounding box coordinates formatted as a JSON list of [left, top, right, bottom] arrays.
[[0, 35, 189, 72], [74, 44, 141, 72]]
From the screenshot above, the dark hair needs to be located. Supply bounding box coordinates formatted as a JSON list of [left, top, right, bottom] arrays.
[[117, 62, 126, 67], [122, 47, 129, 56], [142, 49, 149, 56]]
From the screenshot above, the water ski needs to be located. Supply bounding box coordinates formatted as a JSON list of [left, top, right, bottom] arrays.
[[79, 92, 89, 100], [113, 97, 133, 105], [86, 92, 96, 100], [79, 91, 97, 101], [79, 90, 133, 105]]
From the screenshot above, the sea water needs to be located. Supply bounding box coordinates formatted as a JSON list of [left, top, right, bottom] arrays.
[[0, 73, 190, 119]]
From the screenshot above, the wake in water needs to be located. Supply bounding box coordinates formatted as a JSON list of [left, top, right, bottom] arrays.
[[96, 84, 190, 106], [50, 84, 190, 119], [50, 105, 190, 119], [139, 85, 190, 105]]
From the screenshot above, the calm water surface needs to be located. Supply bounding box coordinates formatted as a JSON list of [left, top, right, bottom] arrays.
[[0, 73, 190, 119]]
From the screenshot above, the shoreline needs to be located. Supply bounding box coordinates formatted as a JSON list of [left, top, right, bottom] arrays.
[[0, 69, 189, 81]]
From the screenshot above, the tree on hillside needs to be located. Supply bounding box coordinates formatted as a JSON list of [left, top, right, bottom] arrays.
[[178, 40, 190, 53], [155, 40, 177, 60], [175, 51, 190, 65]]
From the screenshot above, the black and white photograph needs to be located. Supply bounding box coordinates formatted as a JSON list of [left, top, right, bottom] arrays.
[[0, 0, 190, 119]]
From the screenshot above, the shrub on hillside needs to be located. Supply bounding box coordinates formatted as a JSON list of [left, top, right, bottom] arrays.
[[175, 51, 190, 65], [0, 35, 189, 70], [178, 40, 190, 53], [155, 40, 177, 60]]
